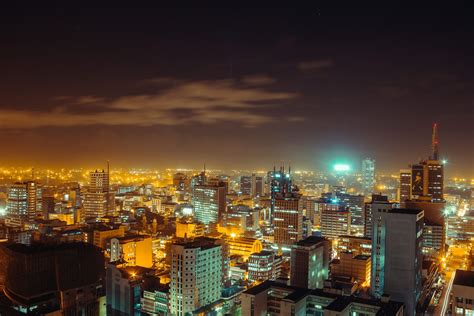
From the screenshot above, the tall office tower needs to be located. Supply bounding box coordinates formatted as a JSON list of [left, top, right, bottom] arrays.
[[410, 124, 444, 202], [6, 181, 43, 225], [320, 209, 351, 240], [240, 175, 252, 195], [273, 195, 302, 246], [83, 169, 112, 219], [363, 194, 392, 238], [399, 169, 412, 204], [192, 183, 226, 225], [269, 164, 293, 219], [361, 158, 376, 196], [251, 173, 263, 197], [169, 238, 222, 316], [371, 208, 424, 316], [290, 236, 331, 289]]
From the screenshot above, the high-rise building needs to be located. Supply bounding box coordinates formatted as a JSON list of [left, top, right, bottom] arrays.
[[240, 175, 252, 195], [273, 196, 302, 246], [363, 194, 392, 238], [410, 124, 444, 202], [251, 173, 263, 197], [361, 158, 376, 196], [169, 238, 222, 316], [290, 236, 331, 289], [192, 183, 226, 225], [320, 209, 350, 240], [269, 164, 293, 220], [6, 181, 43, 225], [399, 169, 412, 204], [83, 169, 112, 219], [371, 208, 424, 316]]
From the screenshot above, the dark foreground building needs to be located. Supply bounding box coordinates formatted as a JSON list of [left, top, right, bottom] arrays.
[[0, 242, 105, 315]]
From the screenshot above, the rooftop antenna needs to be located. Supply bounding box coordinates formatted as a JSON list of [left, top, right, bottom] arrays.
[[106, 160, 110, 214], [431, 123, 439, 160]]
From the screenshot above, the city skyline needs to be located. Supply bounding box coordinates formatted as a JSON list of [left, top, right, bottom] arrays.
[[0, 5, 472, 176]]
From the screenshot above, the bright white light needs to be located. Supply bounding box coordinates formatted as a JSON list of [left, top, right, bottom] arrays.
[[334, 164, 350, 172], [442, 159, 448, 165], [0, 206, 5, 216]]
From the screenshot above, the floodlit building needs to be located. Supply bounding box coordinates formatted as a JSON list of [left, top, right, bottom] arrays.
[[6, 181, 43, 226], [83, 169, 113, 219], [320, 209, 350, 240], [169, 237, 223, 316], [192, 183, 226, 225], [273, 196, 303, 246], [227, 236, 263, 260], [248, 250, 282, 284], [110, 234, 153, 268]]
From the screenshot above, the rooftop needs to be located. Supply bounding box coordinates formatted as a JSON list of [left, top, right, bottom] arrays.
[[454, 269, 474, 287], [325, 295, 404, 315], [296, 236, 327, 247], [389, 208, 423, 215]]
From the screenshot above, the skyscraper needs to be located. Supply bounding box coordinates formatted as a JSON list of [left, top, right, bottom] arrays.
[[290, 236, 331, 289], [6, 181, 43, 226], [363, 194, 392, 238], [371, 208, 424, 316], [269, 164, 293, 221], [273, 195, 302, 246], [251, 173, 263, 197], [192, 183, 226, 225], [361, 158, 375, 196], [399, 169, 412, 204], [240, 175, 252, 195], [410, 124, 444, 202], [169, 238, 222, 316], [83, 169, 111, 219]]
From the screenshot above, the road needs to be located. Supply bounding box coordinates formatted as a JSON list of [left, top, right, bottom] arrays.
[[432, 242, 472, 315]]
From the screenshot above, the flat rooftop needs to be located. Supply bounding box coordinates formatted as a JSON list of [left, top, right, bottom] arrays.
[[389, 208, 423, 215], [454, 269, 474, 287], [296, 236, 327, 247]]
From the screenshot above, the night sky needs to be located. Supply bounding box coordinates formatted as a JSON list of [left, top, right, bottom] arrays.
[[0, 5, 473, 176]]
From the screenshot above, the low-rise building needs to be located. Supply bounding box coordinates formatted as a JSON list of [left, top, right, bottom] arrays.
[[110, 234, 153, 268], [330, 252, 371, 287], [450, 269, 474, 316], [241, 280, 404, 316], [248, 250, 282, 284]]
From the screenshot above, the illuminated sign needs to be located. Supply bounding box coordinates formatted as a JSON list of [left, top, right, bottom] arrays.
[[334, 164, 350, 172]]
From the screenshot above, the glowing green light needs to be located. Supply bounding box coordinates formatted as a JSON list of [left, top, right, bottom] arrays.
[[334, 164, 350, 172], [442, 159, 448, 165]]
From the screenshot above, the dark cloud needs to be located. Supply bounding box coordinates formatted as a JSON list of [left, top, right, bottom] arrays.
[[298, 59, 334, 71], [0, 78, 299, 129]]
